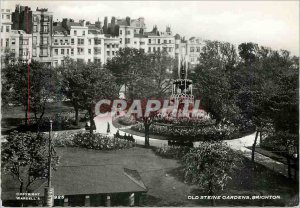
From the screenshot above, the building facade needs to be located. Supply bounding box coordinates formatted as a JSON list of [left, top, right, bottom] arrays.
[[2, 4, 204, 67]]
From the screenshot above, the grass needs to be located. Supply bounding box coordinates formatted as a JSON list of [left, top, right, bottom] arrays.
[[52, 147, 299, 206], [1, 102, 86, 135]]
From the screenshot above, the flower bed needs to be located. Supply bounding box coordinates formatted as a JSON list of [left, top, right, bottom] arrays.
[[52, 131, 134, 150], [131, 120, 254, 141]]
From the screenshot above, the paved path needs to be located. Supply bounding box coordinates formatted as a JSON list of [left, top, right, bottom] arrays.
[[94, 115, 290, 178], [223, 133, 289, 178]]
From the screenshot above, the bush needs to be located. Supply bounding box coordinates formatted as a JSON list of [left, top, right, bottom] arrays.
[[73, 132, 134, 150], [118, 116, 137, 126], [131, 120, 255, 141], [261, 132, 298, 157], [154, 145, 191, 159], [52, 131, 134, 150]]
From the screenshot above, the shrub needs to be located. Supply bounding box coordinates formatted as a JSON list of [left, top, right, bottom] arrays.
[[131, 120, 255, 141], [73, 132, 134, 150], [118, 116, 137, 126], [154, 145, 191, 159]]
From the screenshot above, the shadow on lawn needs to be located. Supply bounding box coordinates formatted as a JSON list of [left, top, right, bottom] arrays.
[[163, 157, 298, 206]]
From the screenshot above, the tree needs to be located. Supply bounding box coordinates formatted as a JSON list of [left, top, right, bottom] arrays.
[[1, 131, 59, 193], [106, 49, 176, 146], [59, 58, 82, 125], [62, 60, 118, 134], [194, 40, 239, 123], [3, 60, 58, 129], [182, 142, 242, 206]]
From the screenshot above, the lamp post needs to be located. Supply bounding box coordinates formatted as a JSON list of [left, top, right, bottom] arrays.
[[44, 120, 54, 207]]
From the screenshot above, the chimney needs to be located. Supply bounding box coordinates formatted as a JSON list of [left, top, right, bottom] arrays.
[[62, 18, 69, 30], [79, 19, 86, 27], [126, 16, 131, 26], [95, 19, 102, 29]]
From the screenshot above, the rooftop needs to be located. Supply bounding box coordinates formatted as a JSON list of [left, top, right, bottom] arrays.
[[2, 165, 147, 200]]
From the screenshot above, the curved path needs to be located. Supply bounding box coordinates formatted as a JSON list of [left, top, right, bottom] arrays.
[[94, 114, 290, 178], [94, 113, 168, 147]]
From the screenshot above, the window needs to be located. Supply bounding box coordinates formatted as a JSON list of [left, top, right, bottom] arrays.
[[74, 30, 77, 36], [196, 47, 200, 52], [1, 26, 3, 32], [112, 44, 115, 48], [71, 48, 74, 55], [126, 30, 130, 35], [77, 39, 84, 45], [0, 39, 2, 47], [158, 39, 160, 44], [107, 51, 110, 56], [67, 49, 69, 55], [71, 39, 74, 45], [33, 25, 38, 32], [33, 15, 37, 22], [148, 39, 151, 44], [134, 41, 137, 44], [32, 48, 36, 57], [190, 47, 194, 52], [61, 60, 64, 65], [107, 45, 110, 48], [120, 30, 122, 35], [77, 47, 84, 55], [112, 51, 115, 56], [88, 39, 91, 45], [40, 48, 48, 56], [169, 40, 171, 44], [54, 49, 58, 55], [125, 38, 130, 44], [6, 26, 9, 32], [157, 47, 160, 52], [175, 44, 179, 49], [83, 31, 85, 36], [95, 38, 101, 45], [43, 16, 49, 22], [11, 38, 15, 45], [42, 25, 49, 33], [88, 59, 91, 63], [42, 37, 48, 45], [164, 40, 167, 44], [6, 15, 10, 20], [120, 38, 122, 44], [94, 48, 101, 54], [5, 38, 9, 47], [169, 47, 172, 52], [88, 49, 91, 54], [148, 47, 151, 52], [21, 39, 28, 45], [153, 47, 156, 52], [61, 49, 64, 55]]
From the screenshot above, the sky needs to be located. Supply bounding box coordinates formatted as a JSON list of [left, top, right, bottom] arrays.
[[2, 0, 299, 55]]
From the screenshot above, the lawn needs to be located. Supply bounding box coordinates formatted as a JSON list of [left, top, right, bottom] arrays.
[[52, 146, 298, 206], [1, 102, 86, 135]]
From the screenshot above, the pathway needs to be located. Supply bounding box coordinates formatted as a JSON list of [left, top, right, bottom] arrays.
[[94, 115, 290, 178]]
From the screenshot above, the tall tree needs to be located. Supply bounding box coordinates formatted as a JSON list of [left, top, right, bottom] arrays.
[[3, 60, 58, 129], [106, 49, 176, 146], [61, 60, 118, 134]]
